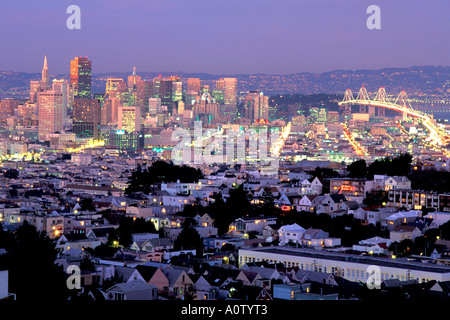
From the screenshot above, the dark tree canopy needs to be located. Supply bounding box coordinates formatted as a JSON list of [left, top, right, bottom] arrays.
[[125, 161, 204, 194], [0, 221, 69, 300], [367, 153, 413, 178], [347, 159, 367, 178]]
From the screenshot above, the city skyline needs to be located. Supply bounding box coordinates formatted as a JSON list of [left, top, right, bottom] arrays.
[[0, 1, 448, 75]]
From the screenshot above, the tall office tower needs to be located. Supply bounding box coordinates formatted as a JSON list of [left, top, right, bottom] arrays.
[[37, 90, 64, 140], [317, 108, 327, 123], [187, 78, 201, 93], [118, 106, 141, 133], [243, 91, 268, 122], [148, 98, 162, 116], [177, 101, 185, 115], [160, 77, 175, 114], [253, 91, 269, 121], [215, 79, 225, 91], [127, 67, 141, 90], [41, 55, 50, 89], [70, 56, 92, 99], [51, 79, 70, 127], [127, 67, 150, 109], [223, 78, 237, 106], [172, 81, 183, 103], [152, 76, 162, 98], [72, 98, 101, 140], [243, 91, 258, 120], [222, 78, 238, 121], [30, 55, 51, 102], [193, 93, 221, 123], [101, 97, 121, 125], [0, 99, 20, 124], [327, 111, 339, 124]]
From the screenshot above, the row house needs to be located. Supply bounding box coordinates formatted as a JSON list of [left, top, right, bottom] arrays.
[[387, 189, 442, 211], [316, 194, 347, 214], [328, 178, 373, 204], [228, 216, 278, 236]]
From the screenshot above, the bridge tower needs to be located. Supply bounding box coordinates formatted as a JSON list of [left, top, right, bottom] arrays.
[[394, 90, 411, 121], [374, 87, 389, 117], [342, 89, 354, 120], [356, 87, 370, 113]]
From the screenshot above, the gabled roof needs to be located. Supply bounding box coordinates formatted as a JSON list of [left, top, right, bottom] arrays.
[[115, 266, 141, 282], [392, 225, 419, 233], [106, 279, 155, 293], [135, 265, 163, 282]]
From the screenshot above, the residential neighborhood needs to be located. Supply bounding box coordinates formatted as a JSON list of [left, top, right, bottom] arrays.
[[1, 156, 450, 302]]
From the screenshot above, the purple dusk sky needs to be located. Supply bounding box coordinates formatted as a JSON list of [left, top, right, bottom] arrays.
[[0, 0, 448, 75]]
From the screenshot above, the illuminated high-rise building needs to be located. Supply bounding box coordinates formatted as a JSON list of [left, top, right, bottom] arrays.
[[187, 78, 201, 93], [51, 79, 70, 127], [148, 98, 161, 116], [37, 90, 64, 140], [243, 91, 268, 122], [172, 81, 183, 103], [30, 55, 51, 102], [72, 98, 101, 140], [118, 106, 141, 133], [223, 78, 237, 106], [151, 76, 182, 115], [0, 99, 19, 124], [102, 97, 121, 125], [222, 78, 238, 121], [70, 57, 92, 99]]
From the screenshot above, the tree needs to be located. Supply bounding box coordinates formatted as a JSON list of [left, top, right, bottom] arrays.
[[80, 198, 95, 211], [258, 187, 276, 215], [173, 220, 203, 256], [8, 188, 18, 198], [3, 168, 19, 179], [367, 153, 412, 178], [125, 161, 204, 194], [347, 159, 367, 178], [0, 221, 69, 300]]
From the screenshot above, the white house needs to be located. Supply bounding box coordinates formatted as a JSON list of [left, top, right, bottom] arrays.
[[384, 176, 411, 191], [296, 195, 317, 212], [278, 223, 306, 245], [310, 177, 323, 195], [316, 194, 346, 214], [352, 236, 391, 254]]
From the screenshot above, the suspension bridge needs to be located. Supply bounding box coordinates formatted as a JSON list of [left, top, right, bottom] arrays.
[[338, 87, 450, 146]]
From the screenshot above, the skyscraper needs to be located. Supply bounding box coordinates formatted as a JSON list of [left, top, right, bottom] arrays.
[[70, 57, 92, 99], [243, 91, 268, 122], [30, 55, 51, 102], [51, 79, 70, 128], [72, 98, 101, 140], [37, 90, 64, 140], [222, 78, 238, 121], [41, 55, 50, 89], [223, 78, 237, 107], [187, 78, 201, 93], [148, 98, 161, 116], [118, 106, 141, 133]]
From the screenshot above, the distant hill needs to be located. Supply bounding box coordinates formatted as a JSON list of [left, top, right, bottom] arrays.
[[1, 65, 449, 99]]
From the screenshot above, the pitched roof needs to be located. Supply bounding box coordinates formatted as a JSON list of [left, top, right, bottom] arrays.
[[107, 279, 155, 293], [135, 265, 161, 282], [115, 266, 140, 282], [392, 225, 419, 232]]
